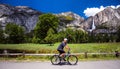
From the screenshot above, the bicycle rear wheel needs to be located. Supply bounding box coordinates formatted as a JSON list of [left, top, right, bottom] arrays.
[[68, 55, 78, 65], [51, 55, 60, 65]]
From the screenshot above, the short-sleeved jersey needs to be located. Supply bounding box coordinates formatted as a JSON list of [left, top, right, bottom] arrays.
[[57, 42, 67, 50]]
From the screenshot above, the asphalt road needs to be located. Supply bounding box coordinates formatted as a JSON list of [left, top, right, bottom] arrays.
[[0, 60, 120, 69]]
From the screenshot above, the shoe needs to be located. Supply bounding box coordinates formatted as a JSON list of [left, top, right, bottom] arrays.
[[63, 58, 66, 61], [58, 62, 61, 65]]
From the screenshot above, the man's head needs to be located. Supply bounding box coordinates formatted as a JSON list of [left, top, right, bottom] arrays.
[[63, 38, 68, 43]]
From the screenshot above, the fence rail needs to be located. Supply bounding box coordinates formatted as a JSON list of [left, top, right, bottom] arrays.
[[0, 50, 119, 58], [0, 52, 115, 55], [0, 52, 118, 57]]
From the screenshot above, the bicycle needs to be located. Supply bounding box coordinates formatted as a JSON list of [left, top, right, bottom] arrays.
[[51, 50, 78, 65]]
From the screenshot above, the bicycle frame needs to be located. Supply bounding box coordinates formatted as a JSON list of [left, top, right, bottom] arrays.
[[51, 49, 78, 65], [59, 50, 71, 61]]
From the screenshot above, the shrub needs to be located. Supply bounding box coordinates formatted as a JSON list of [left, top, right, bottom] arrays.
[[5, 23, 25, 44], [56, 28, 88, 43], [33, 13, 59, 43], [0, 24, 4, 43]]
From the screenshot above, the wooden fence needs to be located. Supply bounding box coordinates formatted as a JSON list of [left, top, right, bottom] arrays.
[[0, 50, 119, 58]]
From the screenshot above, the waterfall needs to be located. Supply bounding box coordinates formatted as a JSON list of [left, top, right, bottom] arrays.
[[88, 18, 96, 32], [91, 18, 96, 30]]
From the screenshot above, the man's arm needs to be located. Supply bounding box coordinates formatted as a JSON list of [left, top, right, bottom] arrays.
[[65, 45, 70, 50]]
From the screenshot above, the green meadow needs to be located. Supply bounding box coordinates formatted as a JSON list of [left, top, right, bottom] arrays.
[[0, 43, 120, 53]]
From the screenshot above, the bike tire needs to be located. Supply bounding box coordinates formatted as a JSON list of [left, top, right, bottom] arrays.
[[51, 55, 60, 65], [68, 55, 78, 65]]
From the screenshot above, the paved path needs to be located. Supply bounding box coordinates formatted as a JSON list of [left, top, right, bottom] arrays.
[[0, 60, 120, 69]]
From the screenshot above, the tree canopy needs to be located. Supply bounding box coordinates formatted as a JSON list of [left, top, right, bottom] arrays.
[[33, 13, 59, 43], [5, 23, 25, 43], [0, 24, 4, 43]]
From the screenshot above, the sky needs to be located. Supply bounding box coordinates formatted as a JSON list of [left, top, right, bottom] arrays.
[[0, 0, 120, 18]]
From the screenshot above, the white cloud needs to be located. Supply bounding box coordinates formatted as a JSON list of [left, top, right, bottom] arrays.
[[84, 5, 120, 17], [110, 5, 116, 9], [116, 5, 120, 8], [84, 6, 105, 17], [109, 5, 120, 9]]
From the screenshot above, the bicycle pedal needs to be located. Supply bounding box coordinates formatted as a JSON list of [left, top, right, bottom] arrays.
[[63, 59, 66, 61]]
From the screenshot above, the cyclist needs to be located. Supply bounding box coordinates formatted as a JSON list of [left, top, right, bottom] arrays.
[[57, 38, 70, 58]]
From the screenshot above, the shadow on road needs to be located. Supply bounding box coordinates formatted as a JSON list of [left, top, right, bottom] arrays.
[[51, 62, 77, 66]]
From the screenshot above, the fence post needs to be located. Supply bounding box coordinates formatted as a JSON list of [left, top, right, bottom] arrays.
[[115, 51, 119, 57], [22, 51, 25, 58], [3, 49, 8, 58], [85, 52, 88, 58]]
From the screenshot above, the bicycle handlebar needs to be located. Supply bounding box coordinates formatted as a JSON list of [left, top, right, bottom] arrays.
[[67, 48, 71, 54], [68, 48, 70, 51]]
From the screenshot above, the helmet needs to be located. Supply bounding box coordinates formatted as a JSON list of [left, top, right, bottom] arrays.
[[64, 38, 68, 41]]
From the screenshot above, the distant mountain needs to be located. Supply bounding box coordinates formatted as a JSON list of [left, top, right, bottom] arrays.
[[81, 7, 120, 31], [0, 4, 120, 33], [0, 4, 42, 32], [55, 12, 84, 31]]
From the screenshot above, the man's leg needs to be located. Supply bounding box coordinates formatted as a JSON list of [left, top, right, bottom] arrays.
[[60, 53, 65, 57]]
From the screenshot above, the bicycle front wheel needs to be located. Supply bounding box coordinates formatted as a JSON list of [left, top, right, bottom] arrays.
[[68, 55, 78, 65], [51, 55, 60, 65]]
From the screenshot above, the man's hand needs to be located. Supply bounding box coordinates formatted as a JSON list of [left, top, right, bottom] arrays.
[[68, 48, 70, 51], [65, 45, 70, 50]]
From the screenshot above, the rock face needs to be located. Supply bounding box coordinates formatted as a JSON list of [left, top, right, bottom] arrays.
[[81, 7, 120, 31], [0, 4, 42, 32], [55, 12, 84, 31], [0, 4, 120, 33]]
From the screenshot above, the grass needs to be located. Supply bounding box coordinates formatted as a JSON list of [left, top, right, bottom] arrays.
[[0, 43, 120, 53], [0, 42, 120, 61], [0, 55, 120, 62]]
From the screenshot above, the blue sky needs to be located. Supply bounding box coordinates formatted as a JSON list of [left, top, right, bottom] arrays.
[[0, 0, 120, 18]]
